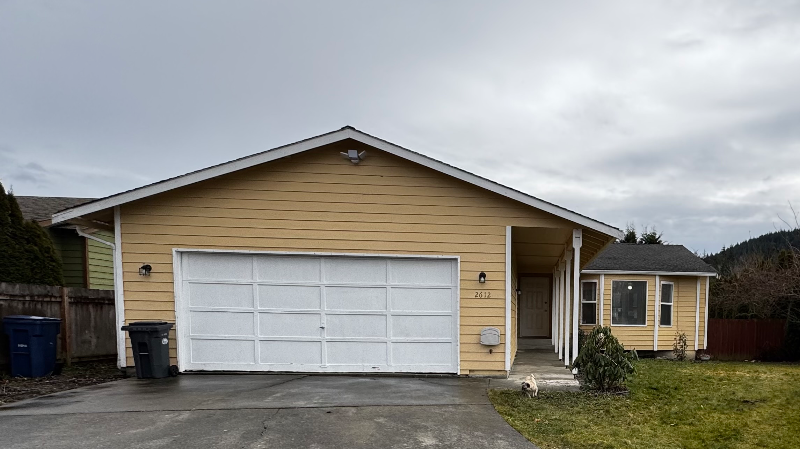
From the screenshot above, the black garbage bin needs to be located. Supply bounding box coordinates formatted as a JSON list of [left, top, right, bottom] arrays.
[[121, 321, 177, 379], [2, 315, 62, 378]]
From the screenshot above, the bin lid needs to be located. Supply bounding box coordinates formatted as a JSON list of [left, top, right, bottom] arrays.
[[3, 315, 61, 322], [121, 321, 174, 332]]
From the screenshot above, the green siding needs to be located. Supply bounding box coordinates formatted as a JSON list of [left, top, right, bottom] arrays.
[[49, 228, 86, 288], [86, 230, 114, 290]]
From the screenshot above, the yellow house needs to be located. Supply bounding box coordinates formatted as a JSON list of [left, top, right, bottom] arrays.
[[576, 244, 717, 357], [53, 127, 626, 377]]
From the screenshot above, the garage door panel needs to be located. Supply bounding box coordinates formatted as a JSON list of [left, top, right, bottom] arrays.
[[325, 286, 386, 311], [391, 315, 452, 339], [393, 342, 452, 365], [259, 313, 321, 338], [188, 283, 253, 308], [391, 288, 451, 312], [390, 259, 454, 285], [190, 311, 254, 336], [187, 253, 252, 280], [327, 341, 387, 365], [324, 258, 387, 284], [191, 339, 255, 364], [260, 341, 322, 365], [258, 285, 321, 310], [179, 252, 458, 373], [325, 314, 386, 338], [256, 256, 320, 283]]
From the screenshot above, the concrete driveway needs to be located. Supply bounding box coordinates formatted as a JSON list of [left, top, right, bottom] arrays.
[[0, 375, 537, 448]]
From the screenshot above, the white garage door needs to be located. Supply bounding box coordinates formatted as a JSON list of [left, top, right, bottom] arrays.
[[175, 252, 459, 373]]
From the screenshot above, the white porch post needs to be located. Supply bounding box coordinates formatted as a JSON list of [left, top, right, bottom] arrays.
[[572, 229, 582, 365], [564, 251, 572, 367], [558, 261, 565, 360], [552, 270, 557, 347]]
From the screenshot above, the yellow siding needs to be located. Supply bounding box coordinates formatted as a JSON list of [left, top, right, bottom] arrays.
[[579, 273, 706, 352], [656, 276, 699, 350], [119, 141, 577, 375]]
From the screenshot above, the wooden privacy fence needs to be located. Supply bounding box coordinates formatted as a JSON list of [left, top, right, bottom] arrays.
[[706, 318, 786, 360], [0, 282, 116, 369]]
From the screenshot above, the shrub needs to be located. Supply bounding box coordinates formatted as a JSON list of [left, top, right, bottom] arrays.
[[673, 332, 688, 361], [570, 326, 638, 391]]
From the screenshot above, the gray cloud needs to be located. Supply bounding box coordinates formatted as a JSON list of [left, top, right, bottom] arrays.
[[1, 0, 799, 253]]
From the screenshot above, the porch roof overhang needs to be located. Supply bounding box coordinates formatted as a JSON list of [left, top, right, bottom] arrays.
[[512, 227, 615, 274]]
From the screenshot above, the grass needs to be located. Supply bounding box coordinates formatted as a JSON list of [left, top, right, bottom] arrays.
[[489, 360, 800, 449]]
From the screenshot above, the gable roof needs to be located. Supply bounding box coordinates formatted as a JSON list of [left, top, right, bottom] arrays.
[[16, 196, 95, 223], [582, 244, 717, 275], [51, 126, 622, 238]]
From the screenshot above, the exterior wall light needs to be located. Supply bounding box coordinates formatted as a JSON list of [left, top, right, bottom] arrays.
[[628, 284, 633, 290], [516, 289, 522, 296], [340, 149, 367, 164], [139, 264, 152, 276], [478, 272, 486, 283]]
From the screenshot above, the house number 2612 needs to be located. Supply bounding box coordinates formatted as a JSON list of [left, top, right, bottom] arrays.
[[474, 291, 491, 298]]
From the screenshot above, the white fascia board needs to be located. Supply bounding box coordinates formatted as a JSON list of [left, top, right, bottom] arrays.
[[52, 129, 350, 223], [51, 127, 621, 238], [581, 270, 717, 276]]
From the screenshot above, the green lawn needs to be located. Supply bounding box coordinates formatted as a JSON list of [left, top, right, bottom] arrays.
[[489, 360, 800, 449]]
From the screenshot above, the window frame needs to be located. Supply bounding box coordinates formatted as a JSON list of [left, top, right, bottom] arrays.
[[580, 280, 598, 325], [610, 280, 649, 327], [659, 281, 674, 327]]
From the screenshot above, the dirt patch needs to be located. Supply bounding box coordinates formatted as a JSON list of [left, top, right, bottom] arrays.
[[1, 361, 123, 406]]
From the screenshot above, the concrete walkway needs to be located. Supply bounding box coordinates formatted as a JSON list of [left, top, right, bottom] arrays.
[[0, 375, 538, 449], [489, 338, 580, 391]]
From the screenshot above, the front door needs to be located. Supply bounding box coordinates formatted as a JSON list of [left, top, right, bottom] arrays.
[[520, 277, 550, 337]]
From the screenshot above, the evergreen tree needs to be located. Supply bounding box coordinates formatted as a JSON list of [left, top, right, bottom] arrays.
[[638, 226, 665, 244], [618, 223, 637, 243], [6, 191, 30, 282], [0, 183, 15, 282], [23, 220, 63, 286], [0, 183, 64, 285]]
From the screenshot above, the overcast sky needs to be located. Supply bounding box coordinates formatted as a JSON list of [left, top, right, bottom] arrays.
[[1, 1, 799, 255]]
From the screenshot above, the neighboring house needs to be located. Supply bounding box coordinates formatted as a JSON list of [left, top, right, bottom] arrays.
[[17, 196, 115, 290], [52, 126, 626, 376], [573, 244, 717, 356]]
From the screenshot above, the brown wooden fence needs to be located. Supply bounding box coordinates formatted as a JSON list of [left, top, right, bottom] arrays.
[[0, 282, 116, 370], [706, 318, 787, 360]]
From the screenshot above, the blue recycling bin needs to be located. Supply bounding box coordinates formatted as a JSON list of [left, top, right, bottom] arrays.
[[2, 315, 62, 377]]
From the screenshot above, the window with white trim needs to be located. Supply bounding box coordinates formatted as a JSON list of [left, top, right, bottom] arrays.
[[611, 280, 647, 326], [660, 282, 674, 326], [581, 281, 597, 325]]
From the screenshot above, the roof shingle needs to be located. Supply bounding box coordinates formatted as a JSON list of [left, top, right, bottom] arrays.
[[583, 244, 717, 274], [15, 196, 95, 222]]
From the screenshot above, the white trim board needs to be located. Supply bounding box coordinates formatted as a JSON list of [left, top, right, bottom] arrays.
[[51, 127, 621, 239], [505, 226, 512, 373], [582, 270, 716, 276], [113, 206, 126, 368]]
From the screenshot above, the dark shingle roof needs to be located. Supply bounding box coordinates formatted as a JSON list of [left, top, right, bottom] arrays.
[[15, 196, 95, 222], [583, 244, 717, 274]]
